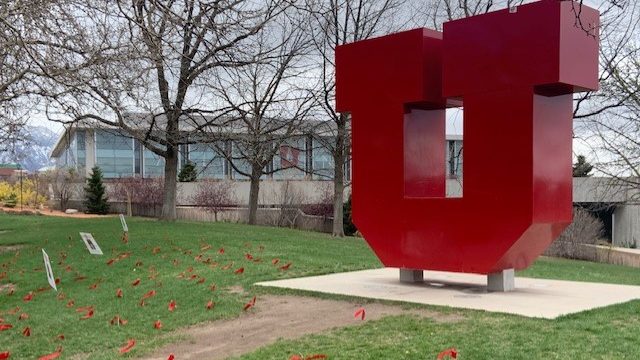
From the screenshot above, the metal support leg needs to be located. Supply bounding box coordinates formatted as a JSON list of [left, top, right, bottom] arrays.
[[487, 268, 515, 292], [399, 269, 424, 283]]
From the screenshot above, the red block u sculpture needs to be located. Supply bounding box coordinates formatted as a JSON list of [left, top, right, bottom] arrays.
[[336, 1, 599, 279]]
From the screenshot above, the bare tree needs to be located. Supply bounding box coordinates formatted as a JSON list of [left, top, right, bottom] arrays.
[[574, 1, 640, 194], [0, 1, 57, 151], [36, 0, 290, 220], [204, 12, 316, 225], [306, 0, 408, 237], [191, 180, 234, 221]]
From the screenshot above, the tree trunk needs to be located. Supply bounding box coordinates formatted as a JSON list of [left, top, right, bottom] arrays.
[[332, 114, 347, 237], [161, 146, 179, 220], [247, 166, 262, 225]]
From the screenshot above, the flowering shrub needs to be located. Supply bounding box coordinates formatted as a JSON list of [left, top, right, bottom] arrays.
[[109, 177, 164, 205], [0, 178, 47, 208]]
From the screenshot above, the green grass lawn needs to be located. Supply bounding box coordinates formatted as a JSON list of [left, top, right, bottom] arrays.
[[0, 213, 378, 359], [2, 213, 640, 359]]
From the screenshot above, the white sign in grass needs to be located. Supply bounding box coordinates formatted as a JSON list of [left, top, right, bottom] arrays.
[[119, 214, 128, 232], [42, 249, 57, 291], [79, 232, 103, 255]]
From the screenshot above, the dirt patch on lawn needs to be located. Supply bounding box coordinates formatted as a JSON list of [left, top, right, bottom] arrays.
[[139, 294, 463, 360], [0, 244, 23, 253]]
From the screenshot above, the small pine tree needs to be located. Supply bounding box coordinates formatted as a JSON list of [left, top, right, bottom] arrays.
[[572, 155, 593, 177], [343, 195, 358, 236], [178, 161, 198, 182], [84, 166, 109, 214]]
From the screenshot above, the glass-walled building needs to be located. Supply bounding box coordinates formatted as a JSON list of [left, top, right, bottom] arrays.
[[51, 126, 463, 181]]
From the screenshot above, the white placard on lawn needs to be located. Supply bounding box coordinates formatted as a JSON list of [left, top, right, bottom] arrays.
[[42, 249, 57, 291], [119, 214, 128, 233], [79, 232, 103, 255]]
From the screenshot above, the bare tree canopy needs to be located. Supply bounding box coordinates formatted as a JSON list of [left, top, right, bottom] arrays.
[[203, 9, 317, 224], [36, 0, 295, 219], [306, 0, 409, 236]]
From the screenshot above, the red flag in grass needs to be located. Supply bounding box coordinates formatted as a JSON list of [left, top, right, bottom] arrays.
[[243, 296, 256, 311], [131, 278, 141, 286], [154, 320, 162, 329], [88, 283, 98, 290], [218, 248, 225, 254], [106, 258, 116, 266], [0, 324, 12, 331], [66, 300, 75, 308], [110, 315, 128, 326], [22, 327, 31, 337], [18, 313, 28, 320], [234, 267, 244, 275], [168, 300, 176, 312], [354, 308, 366, 320], [116, 289, 123, 298], [119, 339, 136, 354], [272, 258, 280, 265], [206, 300, 214, 310], [289, 355, 327, 360], [23, 292, 34, 302], [79, 309, 94, 320], [167, 354, 174, 360], [38, 347, 62, 360], [56, 334, 65, 340], [245, 253, 253, 260], [437, 348, 458, 359], [142, 290, 156, 300], [0, 351, 9, 359], [279, 262, 292, 270]]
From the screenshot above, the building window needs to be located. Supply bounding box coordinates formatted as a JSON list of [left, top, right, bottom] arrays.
[[95, 130, 134, 178], [143, 147, 165, 178], [134, 140, 143, 176], [189, 143, 225, 179], [273, 137, 306, 180], [312, 138, 334, 180]]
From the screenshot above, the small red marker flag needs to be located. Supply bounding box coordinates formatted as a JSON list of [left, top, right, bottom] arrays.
[[142, 290, 156, 299], [0, 324, 13, 331], [18, 313, 29, 320], [38, 347, 62, 360], [22, 327, 31, 337], [279, 262, 292, 270], [119, 339, 136, 354], [218, 248, 225, 254], [168, 300, 176, 312], [354, 307, 366, 320], [437, 348, 458, 359], [154, 320, 162, 329], [234, 267, 244, 274], [0, 351, 9, 359], [80, 309, 94, 320], [243, 296, 256, 311], [23, 292, 34, 302], [116, 288, 123, 298], [206, 300, 214, 310], [167, 354, 175, 360], [131, 278, 141, 286], [272, 258, 280, 265]]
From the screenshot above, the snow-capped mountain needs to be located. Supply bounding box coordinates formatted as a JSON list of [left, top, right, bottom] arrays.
[[0, 125, 58, 172]]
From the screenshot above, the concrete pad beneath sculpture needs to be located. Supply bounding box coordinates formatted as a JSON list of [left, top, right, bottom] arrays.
[[255, 268, 640, 319]]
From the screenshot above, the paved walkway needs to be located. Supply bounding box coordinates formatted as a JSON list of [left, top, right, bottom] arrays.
[[256, 268, 640, 319]]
